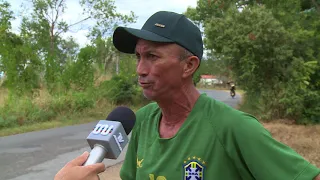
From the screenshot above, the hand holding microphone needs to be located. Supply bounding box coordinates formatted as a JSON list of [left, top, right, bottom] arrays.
[[54, 106, 136, 180], [54, 151, 105, 180]]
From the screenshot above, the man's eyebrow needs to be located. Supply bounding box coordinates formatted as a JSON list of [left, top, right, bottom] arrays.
[[135, 49, 158, 54]]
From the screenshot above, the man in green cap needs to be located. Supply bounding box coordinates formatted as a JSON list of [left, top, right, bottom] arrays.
[[112, 11, 320, 180], [54, 11, 320, 180]]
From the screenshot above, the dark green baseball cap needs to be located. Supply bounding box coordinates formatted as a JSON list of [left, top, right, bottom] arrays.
[[112, 11, 203, 60]]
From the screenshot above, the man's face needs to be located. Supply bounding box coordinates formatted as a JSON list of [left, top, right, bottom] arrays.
[[135, 39, 185, 101]]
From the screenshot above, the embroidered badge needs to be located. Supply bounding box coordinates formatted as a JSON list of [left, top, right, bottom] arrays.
[[155, 23, 165, 28], [137, 157, 144, 168], [183, 156, 206, 180]]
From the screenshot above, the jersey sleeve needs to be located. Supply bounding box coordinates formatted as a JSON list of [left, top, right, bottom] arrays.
[[119, 103, 156, 180], [119, 123, 139, 180], [225, 114, 320, 180]]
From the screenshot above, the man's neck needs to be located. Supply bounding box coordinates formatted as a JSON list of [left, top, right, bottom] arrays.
[[157, 84, 200, 126]]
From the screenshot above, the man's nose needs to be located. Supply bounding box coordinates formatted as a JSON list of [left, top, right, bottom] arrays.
[[136, 59, 149, 77]]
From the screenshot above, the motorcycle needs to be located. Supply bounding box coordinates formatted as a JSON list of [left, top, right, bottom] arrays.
[[230, 86, 236, 98]]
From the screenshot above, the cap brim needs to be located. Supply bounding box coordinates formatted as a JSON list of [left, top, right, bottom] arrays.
[[113, 27, 173, 54]]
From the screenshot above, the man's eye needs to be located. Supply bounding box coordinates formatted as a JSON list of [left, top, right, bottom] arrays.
[[136, 55, 141, 61], [148, 54, 157, 59]]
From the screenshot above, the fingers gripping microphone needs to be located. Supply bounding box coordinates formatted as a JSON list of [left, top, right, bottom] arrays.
[[83, 106, 136, 166]]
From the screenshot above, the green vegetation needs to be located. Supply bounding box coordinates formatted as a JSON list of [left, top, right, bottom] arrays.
[[0, 0, 149, 136], [1, 0, 319, 137], [186, 0, 320, 124]]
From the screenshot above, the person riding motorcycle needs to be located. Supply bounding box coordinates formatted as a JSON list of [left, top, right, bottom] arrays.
[[230, 83, 236, 98]]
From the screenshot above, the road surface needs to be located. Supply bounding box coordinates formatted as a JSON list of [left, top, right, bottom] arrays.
[[0, 90, 241, 180]]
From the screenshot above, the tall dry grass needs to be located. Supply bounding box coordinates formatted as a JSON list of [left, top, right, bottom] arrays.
[[0, 87, 101, 128], [263, 121, 320, 167], [31, 88, 52, 109], [0, 73, 145, 131], [0, 88, 8, 108]]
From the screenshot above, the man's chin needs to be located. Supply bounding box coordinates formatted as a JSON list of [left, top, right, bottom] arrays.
[[142, 90, 160, 101], [142, 89, 173, 102], [142, 92, 153, 100]]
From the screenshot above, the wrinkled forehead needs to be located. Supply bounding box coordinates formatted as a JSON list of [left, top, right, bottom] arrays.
[[135, 39, 175, 54]]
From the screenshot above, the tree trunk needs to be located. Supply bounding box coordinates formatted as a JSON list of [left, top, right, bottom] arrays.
[[116, 53, 119, 75], [50, 23, 54, 57]]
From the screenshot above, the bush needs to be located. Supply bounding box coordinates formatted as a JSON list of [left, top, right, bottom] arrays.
[[0, 90, 97, 129], [49, 92, 95, 114], [0, 96, 57, 128], [300, 90, 320, 124], [203, 6, 320, 124], [27, 109, 56, 123], [132, 86, 150, 106], [0, 73, 149, 130], [99, 74, 142, 105], [49, 94, 73, 113], [72, 92, 95, 111], [0, 116, 16, 129]]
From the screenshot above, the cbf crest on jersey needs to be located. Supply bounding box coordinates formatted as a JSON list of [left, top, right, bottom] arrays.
[[183, 156, 206, 180]]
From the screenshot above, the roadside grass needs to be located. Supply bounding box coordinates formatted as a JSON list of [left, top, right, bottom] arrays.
[[0, 88, 8, 108], [0, 103, 142, 137], [0, 115, 97, 137], [263, 120, 320, 167], [1, 88, 237, 137], [0, 82, 143, 137]]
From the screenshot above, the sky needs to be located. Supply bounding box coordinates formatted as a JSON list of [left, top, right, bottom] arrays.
[[8, 0, 198, 47]]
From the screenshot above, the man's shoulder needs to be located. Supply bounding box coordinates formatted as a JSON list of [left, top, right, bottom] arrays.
[[201, 97, 268, 147], [203, 96, 261, 132], [217, 106, 266, 139]]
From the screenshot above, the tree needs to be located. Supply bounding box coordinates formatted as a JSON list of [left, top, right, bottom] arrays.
[[81, 0, 136, 39], [0, 2, 21, 93], [93, 36, 118, 74], [0, 0, 13, 63], [59, 37, 80, 64], [0, 1, 42, 95], [18, 0, 136, 92], [21, 0, 70, 88], [186, 0, 320, 123], [61, 45, 95, 91]]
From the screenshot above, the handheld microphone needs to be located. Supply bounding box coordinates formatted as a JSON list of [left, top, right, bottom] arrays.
[[83, 106, 136, 166]]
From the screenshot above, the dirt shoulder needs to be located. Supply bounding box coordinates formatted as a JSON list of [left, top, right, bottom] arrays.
[[263, 121, 320, 167], [99, 163, 123, 180]]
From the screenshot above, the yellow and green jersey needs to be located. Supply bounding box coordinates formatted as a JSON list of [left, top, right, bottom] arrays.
[[120, 93, 320, 180]]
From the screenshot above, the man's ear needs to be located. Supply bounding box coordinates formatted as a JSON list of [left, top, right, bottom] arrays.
[[182, 56, 200, 78]]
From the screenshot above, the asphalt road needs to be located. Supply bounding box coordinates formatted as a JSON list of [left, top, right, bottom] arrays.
[[0, 90, 241, 180]]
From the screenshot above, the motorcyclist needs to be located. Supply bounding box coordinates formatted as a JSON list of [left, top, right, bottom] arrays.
[[230, 83, 236, 98]]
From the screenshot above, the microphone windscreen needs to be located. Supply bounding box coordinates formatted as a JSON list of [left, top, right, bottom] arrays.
[[106, 106, 136, 135]]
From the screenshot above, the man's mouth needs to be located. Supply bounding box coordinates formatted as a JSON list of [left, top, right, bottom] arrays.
[[138, 82, 152, 88]]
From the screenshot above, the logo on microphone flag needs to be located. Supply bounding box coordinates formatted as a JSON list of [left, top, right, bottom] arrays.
[[183, 156, 205, 180], [92, 124, 113, 135]]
